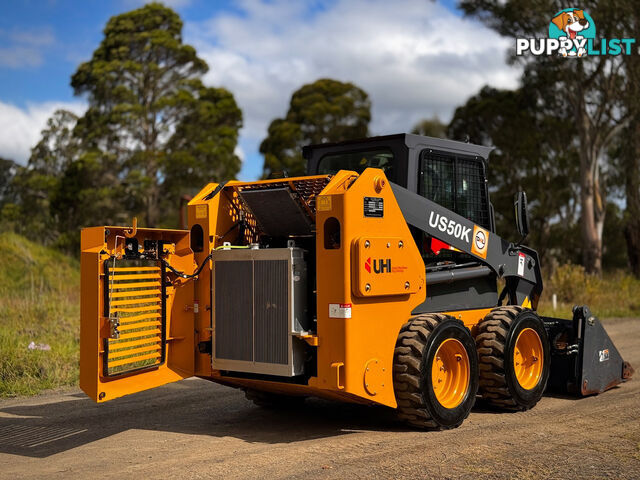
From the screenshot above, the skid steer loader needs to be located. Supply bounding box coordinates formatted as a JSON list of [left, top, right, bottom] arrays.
[[80, 134, 633, 429]]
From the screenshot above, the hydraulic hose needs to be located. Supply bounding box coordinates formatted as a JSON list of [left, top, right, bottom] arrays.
[[162, 245, 249, 279]]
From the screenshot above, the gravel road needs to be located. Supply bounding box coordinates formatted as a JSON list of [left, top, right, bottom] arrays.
[[0, 318, 638, 479]]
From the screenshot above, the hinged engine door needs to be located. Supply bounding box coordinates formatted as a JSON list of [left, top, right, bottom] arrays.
[[80, 226, 195, 402]]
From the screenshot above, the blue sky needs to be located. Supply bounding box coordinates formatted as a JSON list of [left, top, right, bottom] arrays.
[[0, 0, 518, 181]]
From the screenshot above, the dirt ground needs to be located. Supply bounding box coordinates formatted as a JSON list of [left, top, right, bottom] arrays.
[[0, 319, 638, 480]]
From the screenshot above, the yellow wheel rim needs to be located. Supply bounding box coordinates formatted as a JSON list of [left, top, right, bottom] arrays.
[[513, 328, 544, 390], [431, 338, 470, 409]]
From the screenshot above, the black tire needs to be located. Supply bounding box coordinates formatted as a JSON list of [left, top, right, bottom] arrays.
[[476, 306, 550, 410], [244, 388, 305, 409], [393, 314, 479, 430]]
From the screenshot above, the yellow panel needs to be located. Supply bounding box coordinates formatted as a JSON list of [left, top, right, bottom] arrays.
[[119, 313, 161, 324], [108, 351, 161, 368], [118, 328, 161, 340], [117, 320, 161, 332], [108, 345, 161, 360], [110, 297, 161, 307], [113, 305, 161, 314], [111, 267, 160, 272], [352, 236, 422, 297], [111, 281, 160, 289], [80, 226, 195, 403], [109, 338, 161, 350], [110, 288, 161, 298], [108, 274, 161, 282], [314, 168, 426, 408]]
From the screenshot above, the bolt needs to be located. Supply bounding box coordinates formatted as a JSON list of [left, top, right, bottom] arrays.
[[455, 354, 462, 362], [366, 367, 369, 371], [587, 316, 595, 326], [398, 241, 403, 248], [99, 392, 106, 400], [366, 384, 369, 387], [405, 281, 410, 289], [365, 283, 371, 292], [532, 356, 538, 362], [386, 242, 391, 248], [365, 240, 370, 248], [438, 378, 442, 383]]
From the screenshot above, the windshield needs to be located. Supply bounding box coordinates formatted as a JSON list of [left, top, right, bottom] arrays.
[[317, 149, 394, 177]]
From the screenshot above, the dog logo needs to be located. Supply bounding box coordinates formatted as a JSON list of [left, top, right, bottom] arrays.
[[516, 8, 635, 57], [549, 8, 595, 57]]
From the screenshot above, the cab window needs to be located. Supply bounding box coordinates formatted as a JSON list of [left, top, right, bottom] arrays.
[[420, 150, 489, 229], [317, 149, 394, 177]]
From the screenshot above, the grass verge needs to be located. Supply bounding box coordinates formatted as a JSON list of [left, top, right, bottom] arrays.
[[537, 264, 640, 319], [0, 232, 79, 397]]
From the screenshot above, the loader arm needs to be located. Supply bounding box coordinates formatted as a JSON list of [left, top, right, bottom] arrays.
[[390, 182, 543, 308]]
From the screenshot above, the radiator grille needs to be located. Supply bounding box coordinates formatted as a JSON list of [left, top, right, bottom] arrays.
[[213, 250, 297, 376], [254, 260, 288, 365], [104, 261, 165, 376], [214, 261, 253, 361]]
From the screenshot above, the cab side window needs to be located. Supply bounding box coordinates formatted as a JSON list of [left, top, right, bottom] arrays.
[[420, 150, 489, 229]]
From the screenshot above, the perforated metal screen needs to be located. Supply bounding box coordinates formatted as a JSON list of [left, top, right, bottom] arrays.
[[420, 149, 490, 229], [419, 149, 490, 265]]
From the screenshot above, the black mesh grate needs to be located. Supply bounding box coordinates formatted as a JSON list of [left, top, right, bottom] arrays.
[[238, 176, 330, 215], [420, 149, 490, 266], [420, 150, 489, 228]]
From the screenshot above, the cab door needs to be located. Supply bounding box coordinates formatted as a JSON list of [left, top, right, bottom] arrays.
[[80, 226, 196, 402]]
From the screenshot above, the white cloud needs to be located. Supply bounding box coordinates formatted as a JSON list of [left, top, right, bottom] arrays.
[[186, 0, 521, 178], [0, 101, 86, 164], [0, 27, 56, 68]]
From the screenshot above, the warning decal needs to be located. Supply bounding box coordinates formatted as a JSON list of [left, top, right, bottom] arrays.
[[470, 225, 489, 259], [517, 252, 526, 277], [329, 303, 352, 319], [195, 204, 208, 219]]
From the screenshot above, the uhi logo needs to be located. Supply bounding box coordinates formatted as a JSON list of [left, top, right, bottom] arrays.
[[365, 257, 391, 274]]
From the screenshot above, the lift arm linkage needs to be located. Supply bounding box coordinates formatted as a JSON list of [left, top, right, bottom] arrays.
[[390, 183, 543, 306]]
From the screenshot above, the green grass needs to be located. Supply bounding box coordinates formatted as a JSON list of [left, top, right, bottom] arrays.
[[0, 232, 79, 397], [538, 264, 640, 319]]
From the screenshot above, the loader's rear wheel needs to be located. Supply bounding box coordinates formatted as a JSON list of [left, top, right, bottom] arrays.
[[244, 389, 305, 409], [393, 314, 479, 430], [476, 306, 550, 410]]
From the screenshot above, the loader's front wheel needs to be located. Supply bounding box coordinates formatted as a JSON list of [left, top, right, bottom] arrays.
[[476, 306, 550, 410], [393, 314, 479, 430]]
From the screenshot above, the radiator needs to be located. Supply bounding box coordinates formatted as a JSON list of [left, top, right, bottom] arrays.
[[212, 248, 308, 376]]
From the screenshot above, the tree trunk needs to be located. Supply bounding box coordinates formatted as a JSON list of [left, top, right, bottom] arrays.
[[577, 114, 604, 275], [624, 119, 640, 277], [145, 152, 159, 228]]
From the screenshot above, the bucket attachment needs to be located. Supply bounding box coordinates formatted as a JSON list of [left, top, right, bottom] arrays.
[[544, 306, 634, 396]]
